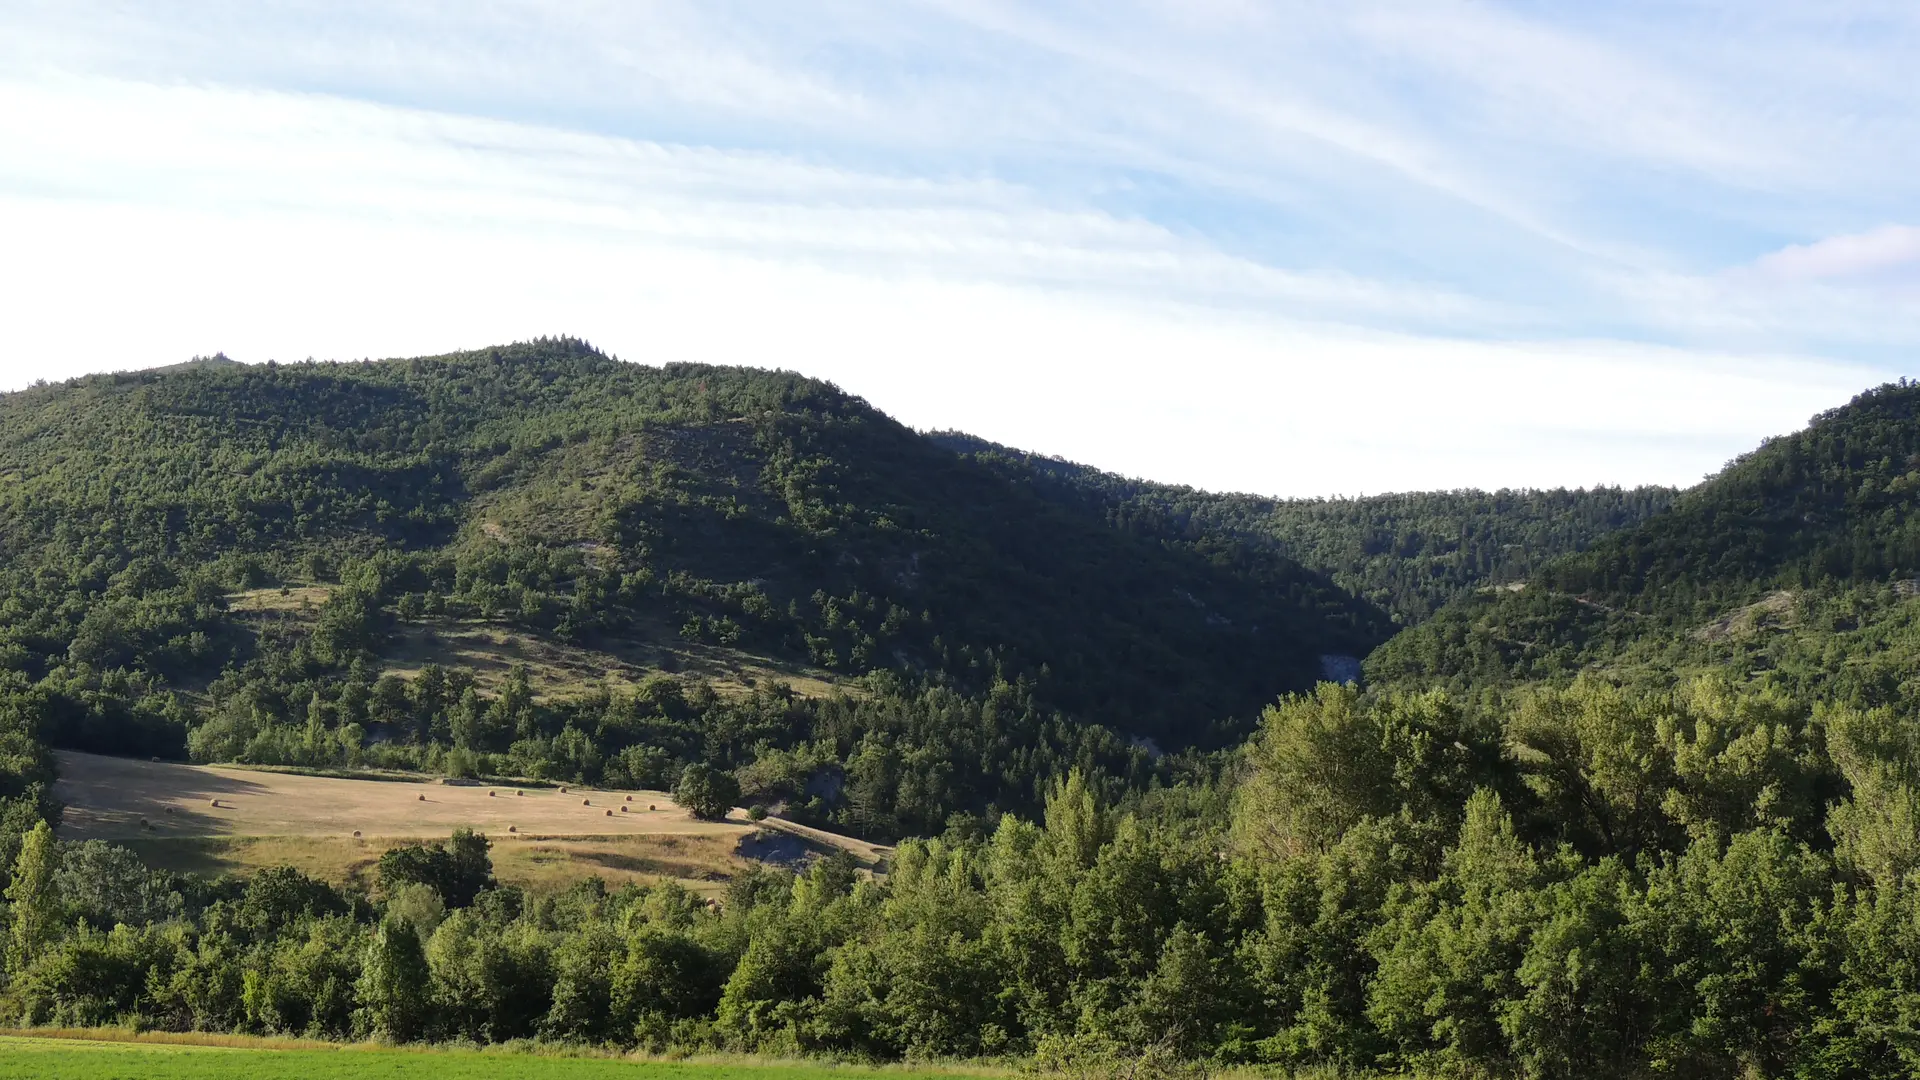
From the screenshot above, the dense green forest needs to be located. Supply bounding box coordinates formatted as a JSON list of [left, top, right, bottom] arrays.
[[930, 432, 1677, 623], [0, 339, 1393, 839], [12, 678, 1920, 1079], [1370, 379, 1920, 698], [16, 347, 1920, 1077]]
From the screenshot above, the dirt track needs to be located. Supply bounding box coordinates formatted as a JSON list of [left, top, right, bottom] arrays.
[[54, 751, 747, 843]]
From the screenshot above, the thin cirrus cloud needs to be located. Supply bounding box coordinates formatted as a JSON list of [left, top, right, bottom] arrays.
[[0, 1, 1914, 496], [1754, 226, 1920, 285]]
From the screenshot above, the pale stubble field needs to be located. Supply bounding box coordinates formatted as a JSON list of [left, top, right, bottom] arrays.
[[51, 751, 882, 895]]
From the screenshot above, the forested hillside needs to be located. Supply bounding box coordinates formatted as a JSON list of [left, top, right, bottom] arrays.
[[13, 359, 1920, 1078], [1370, 379, 1920, 694], [930, 433, 1676, 622], [0, 339, 1386, 840]]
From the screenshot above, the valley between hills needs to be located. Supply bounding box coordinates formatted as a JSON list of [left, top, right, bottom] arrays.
[[6, 341, 1920, 1078]]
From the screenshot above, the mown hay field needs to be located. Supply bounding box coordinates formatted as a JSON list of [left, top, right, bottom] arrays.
[[55, 751, 723, 841], [50, 752, 886, 894], [0, 1034, 992, 1080]]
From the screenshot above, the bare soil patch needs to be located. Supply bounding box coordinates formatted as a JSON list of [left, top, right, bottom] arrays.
[[1693, 589, 1799, 643], [228, 586, 333, 614]]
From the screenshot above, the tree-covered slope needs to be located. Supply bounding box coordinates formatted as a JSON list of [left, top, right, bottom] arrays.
[[1369, 379, 1920, 690], [0, 339, 1387, 837], [929, 432, 1676, 623], [21, 363, 1920, 1077]]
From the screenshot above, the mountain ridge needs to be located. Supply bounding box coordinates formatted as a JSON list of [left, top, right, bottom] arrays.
[[927, 430, 1680, 623], [1367, 378, 1920, 694], [0, 339, 1390, 835]]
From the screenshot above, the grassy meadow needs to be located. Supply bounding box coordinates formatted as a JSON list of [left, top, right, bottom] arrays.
[[0, 1035, 998, 1080], [230, 586, 853, 704], [114, 831, 748, 897]]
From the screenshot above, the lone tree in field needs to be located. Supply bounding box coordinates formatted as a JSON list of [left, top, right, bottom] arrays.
[[674, 763, 740, 821]]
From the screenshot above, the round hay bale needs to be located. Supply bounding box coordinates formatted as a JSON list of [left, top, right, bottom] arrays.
[[625, 794, 633, 802], [559, 786, 569, 794], [139, 818, 151, 829], [508, 825, 517, 833], [619, 805, 628, 813], [516, 790, 524, 797], [417, 793, 427, 802], [164, 806, 175, 814], [353, 830, 362, 838], [208, 798, 220, 808], [605, 809, 612, 816], [489, 790, 496, 797], [582, 798, 591, 806], [649, 804, 657, 811]]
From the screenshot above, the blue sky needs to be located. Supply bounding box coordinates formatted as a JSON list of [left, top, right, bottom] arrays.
[[2, 2, 1916, 495]]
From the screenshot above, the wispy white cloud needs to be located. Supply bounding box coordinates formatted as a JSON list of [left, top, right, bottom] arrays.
[[1349, 4, 1785, 181], [0, 77, 1496, 328], [1753, 225, 1920, 284]]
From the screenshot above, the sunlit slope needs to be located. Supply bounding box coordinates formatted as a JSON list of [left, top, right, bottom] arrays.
[[1368, 380, 1920, 691], [0, 339, 1388, 750]]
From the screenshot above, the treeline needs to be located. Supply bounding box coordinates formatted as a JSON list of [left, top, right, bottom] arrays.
[[0, 674, 57, 882], [933, 432, 1677, 623], [12, 677, 1920, 1078]]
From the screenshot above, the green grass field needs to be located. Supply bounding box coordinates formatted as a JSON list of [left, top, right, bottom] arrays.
[[0, 1036, 982, 1080]]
